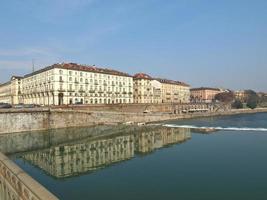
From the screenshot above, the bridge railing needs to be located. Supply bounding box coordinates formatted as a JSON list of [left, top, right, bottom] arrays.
[[0, 152, 59, 200]]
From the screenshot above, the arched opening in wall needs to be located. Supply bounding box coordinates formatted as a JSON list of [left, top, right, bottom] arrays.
[[69, 98, 73, 105], [58, 93, 64, 105], [81, 98, 84, 104]]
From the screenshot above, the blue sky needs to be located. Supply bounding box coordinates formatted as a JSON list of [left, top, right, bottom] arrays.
[[0, 0, 267, 91]]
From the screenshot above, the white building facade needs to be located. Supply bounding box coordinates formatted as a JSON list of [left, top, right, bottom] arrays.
[[0, 63, 134, 105]]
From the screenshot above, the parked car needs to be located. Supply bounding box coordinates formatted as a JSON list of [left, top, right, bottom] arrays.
[[0, 103, 12, 109], [23, 104, 41, 108], [13, 103, 25, 109]]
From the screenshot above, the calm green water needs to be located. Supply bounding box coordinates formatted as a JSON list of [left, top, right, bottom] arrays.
[[10, 113, 267, 200]]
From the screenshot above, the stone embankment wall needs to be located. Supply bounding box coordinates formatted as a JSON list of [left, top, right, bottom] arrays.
[[0, 106, 267, 135], [0, 152, 58, 200], [53, 102, 213, 113]]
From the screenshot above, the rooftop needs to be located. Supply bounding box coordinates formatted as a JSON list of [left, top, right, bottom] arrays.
[[134, 72, 190, 87], [133, 73, 152, 80], [190, 87, 221, 91], [156, 78, 190, 87], [24, 63, 132, 78]]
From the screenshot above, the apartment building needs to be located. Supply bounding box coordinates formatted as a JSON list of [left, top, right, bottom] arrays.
[[0, 63, 134, 105], [157, 78, 190, 103], [133, 73, 190, 104], [0, 76, 22, 104], [0, 63, 190, 106], [190, 87, 222, 103], [133, 73, 162, 103]]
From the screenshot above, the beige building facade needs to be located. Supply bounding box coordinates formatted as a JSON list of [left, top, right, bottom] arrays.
[[133, 73, 162, 104], [190, 87, 222, 103], [234, 90, 247, 103], [133, 73, 190, 104], [158, 78, 190, 103], [1, 63, 191, 106], [0, 76, 22, 104]]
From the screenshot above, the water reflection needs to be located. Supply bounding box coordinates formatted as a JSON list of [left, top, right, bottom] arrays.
[[17, 126, 191, 178]]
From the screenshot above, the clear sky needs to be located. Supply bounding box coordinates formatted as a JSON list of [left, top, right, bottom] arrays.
[[0, 0, 267, 91]]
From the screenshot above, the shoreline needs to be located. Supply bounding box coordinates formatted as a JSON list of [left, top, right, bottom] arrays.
[[0, 107, 267, 135], [148, 108, 267, 124]]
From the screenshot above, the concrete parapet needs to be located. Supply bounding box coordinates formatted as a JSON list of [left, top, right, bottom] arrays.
[[0, 152, 59, 200]]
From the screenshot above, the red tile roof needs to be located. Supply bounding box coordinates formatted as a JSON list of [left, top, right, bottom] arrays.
[[24, 63, 132, 78], [133, 73, 153, 79], [133, 72, 190, 87]]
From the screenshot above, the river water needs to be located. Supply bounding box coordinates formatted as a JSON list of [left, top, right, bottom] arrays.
[[7, 113, 267, 200]]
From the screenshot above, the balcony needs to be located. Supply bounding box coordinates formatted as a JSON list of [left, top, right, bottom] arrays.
[[89, 90, 95, 93], [79, 90, 85, 93]]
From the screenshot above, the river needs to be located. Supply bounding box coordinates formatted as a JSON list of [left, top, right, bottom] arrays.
[[7, 113, 267, 200]]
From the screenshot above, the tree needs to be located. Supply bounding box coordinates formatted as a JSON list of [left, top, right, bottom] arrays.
[[247, 96, 258, 109], [232, 99, 243, 109], [245, 90, 259, 109], [215, 91, 235, 104]]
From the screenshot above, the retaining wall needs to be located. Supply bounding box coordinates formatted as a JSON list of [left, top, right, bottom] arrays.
[[0, 107, 267, 135]]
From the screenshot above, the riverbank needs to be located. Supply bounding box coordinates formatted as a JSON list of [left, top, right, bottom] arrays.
[[0, 106, 267, 135]]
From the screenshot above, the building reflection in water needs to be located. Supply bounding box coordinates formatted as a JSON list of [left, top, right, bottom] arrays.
[[21, 127, 191, 178]]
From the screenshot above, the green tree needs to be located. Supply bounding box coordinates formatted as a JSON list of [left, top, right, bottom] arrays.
[[232, 99, 243, 109], [245, 90, 259, 109], [247, 96, 258, 109]]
